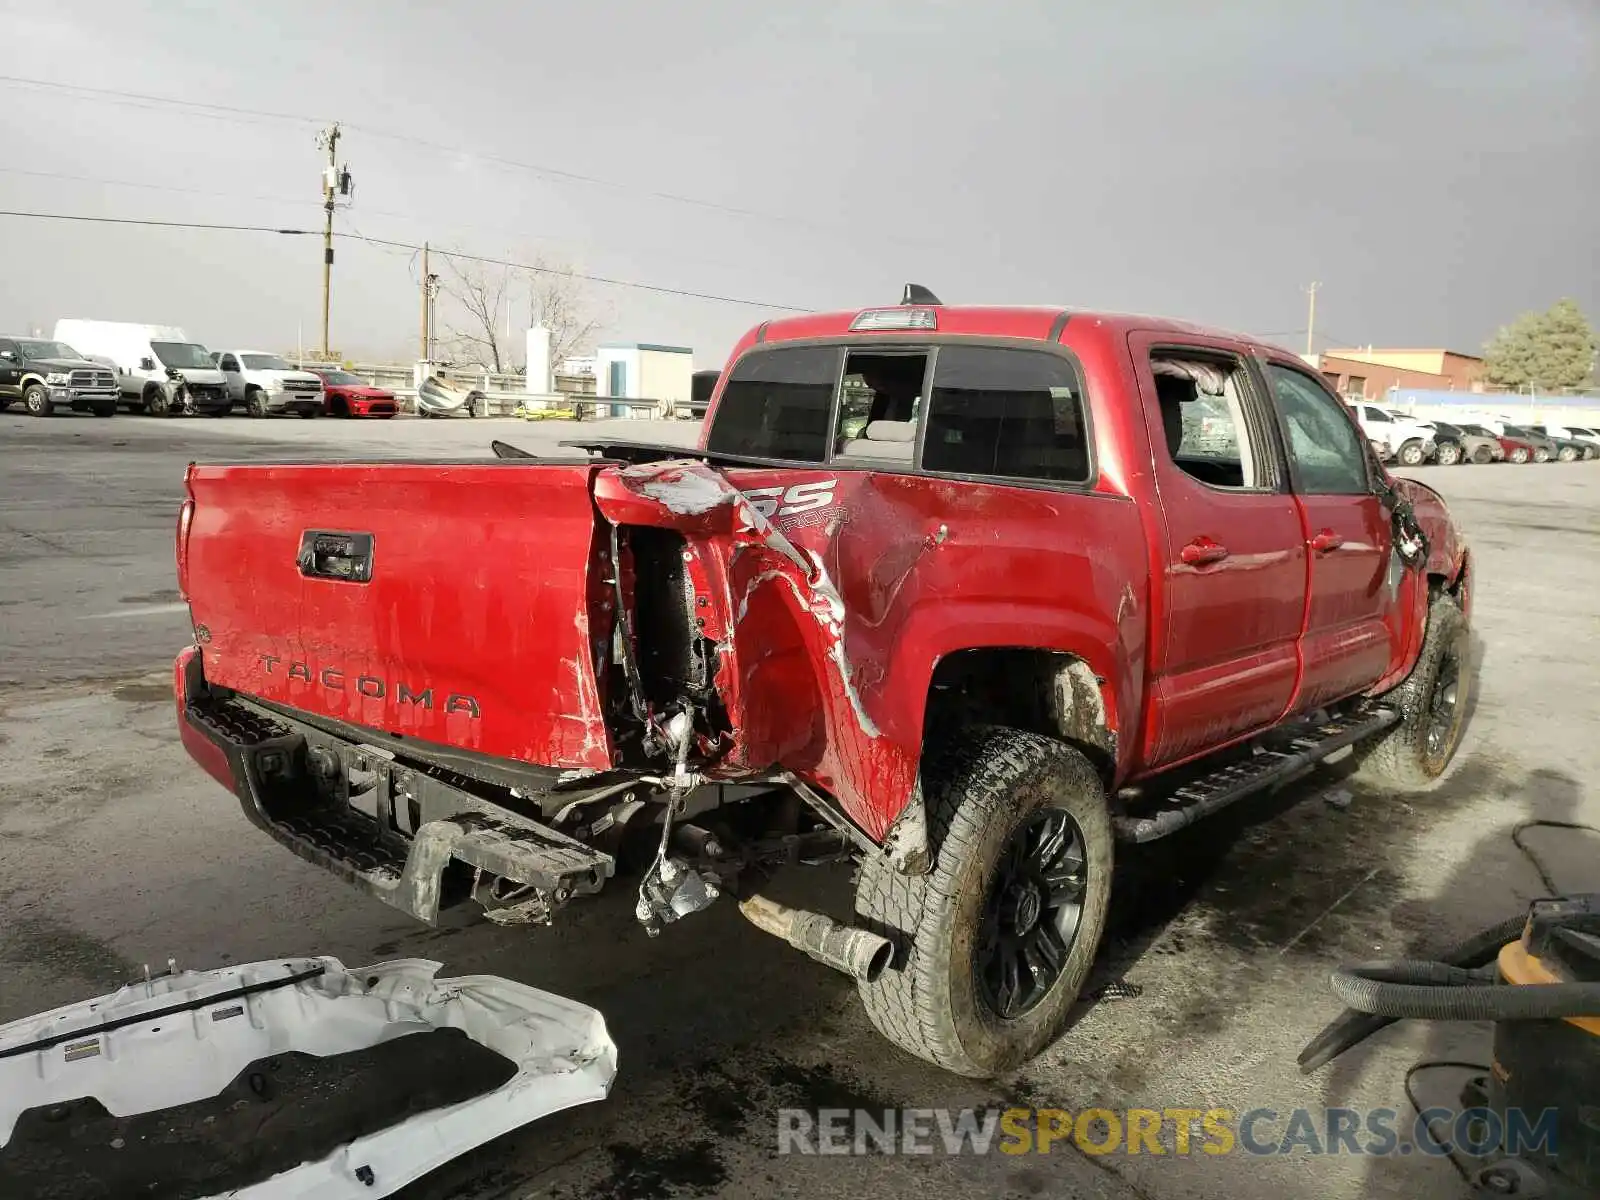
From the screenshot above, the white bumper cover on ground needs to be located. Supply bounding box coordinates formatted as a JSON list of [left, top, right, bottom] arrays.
[[0, 956, 617, 1198]]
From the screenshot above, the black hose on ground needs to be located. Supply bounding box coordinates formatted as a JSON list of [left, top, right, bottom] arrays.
[[1298, 913, 1527, 1073], [1329, 958, 1600, 1020], [1299, 819, 1600, 1074]]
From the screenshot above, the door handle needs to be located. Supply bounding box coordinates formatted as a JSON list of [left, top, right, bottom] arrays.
[[1310, 529, 1344, 553], [1179, 538, 1229, 566]]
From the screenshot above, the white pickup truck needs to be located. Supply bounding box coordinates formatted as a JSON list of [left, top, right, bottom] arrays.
[[210, 350, 325, 418], [1346, 401, 1437, 466]]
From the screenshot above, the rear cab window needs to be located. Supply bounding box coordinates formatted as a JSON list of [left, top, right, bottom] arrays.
[[706, 342, 1091, 486]]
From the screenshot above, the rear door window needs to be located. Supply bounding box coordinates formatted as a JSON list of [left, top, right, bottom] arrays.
[[921, 346, 1089, 483], [705, 346, 838, 462]]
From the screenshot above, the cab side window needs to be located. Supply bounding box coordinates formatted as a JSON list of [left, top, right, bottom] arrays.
[[704, 345, 839, 462], [1268, 364, 1371, 495], [921, 346, 1089, 483]]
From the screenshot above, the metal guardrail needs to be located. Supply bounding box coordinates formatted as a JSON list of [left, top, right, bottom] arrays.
[[384, 389, 698, 420], [286, 360, 700, 419]]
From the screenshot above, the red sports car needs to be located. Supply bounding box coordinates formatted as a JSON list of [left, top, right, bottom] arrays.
[[307, 367, 398, 418]]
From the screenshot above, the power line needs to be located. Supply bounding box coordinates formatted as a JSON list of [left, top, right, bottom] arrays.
[[0, 165, 317, 210], [345, 233, 814, 312], [0, 209, 314, 235], [0, 74, 325, 126], [3, 163, 763, 280], [0, 208, 812, 311], [0, 73, 925, 245]]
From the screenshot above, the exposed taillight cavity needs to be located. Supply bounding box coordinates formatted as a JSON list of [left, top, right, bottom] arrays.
[[176, 496, 196, 601]]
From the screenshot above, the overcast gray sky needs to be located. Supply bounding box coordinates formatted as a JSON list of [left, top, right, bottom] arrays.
[[2, 0, 1595, 370]]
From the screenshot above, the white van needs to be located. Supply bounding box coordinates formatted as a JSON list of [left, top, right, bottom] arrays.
[[51, 320, 232, 416]]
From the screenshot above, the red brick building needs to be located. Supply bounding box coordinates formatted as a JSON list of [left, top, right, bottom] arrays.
[[1307, 348, 1485, 402]]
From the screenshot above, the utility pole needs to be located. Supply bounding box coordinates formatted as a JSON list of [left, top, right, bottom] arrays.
[[1304, 281, 1321, 357], [419, 242, 430, 363], [425, 270, 441, 363], [315, 123, 348, 359]]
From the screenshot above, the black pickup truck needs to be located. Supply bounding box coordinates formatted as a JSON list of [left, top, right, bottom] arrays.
[[0, 336, 120, 417]]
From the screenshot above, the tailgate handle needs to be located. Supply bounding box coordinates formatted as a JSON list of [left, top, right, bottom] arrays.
[[298, 530, 374, 583]]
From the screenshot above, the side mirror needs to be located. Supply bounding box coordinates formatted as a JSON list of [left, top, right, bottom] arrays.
[[140, 356, 157, 371]]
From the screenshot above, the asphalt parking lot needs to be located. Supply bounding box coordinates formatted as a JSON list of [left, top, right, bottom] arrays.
[[1, 411, 1597, 1200]]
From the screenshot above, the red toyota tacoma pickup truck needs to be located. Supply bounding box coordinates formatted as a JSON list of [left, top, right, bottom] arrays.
[[173, 288, 1473, 1077]]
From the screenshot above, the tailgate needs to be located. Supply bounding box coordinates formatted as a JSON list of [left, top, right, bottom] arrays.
[[181, 461, 616, 771]]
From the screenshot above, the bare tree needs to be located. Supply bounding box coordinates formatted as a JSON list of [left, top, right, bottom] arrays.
[[524, 256, 606, 367], [439, 252, 606, 374], [438, 258, 511, 372]]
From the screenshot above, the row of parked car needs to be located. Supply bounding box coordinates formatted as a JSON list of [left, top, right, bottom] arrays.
[[0, 321, 399, 420], [1346, 400, 1599, 466]]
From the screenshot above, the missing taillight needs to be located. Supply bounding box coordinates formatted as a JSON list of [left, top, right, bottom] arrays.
[[176, 497, 196, 601]]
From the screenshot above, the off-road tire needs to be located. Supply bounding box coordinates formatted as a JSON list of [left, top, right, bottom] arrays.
[[854, 727, 1113, 1077], [23, 383, 52, 417], [1353, 595, 1471, 791]]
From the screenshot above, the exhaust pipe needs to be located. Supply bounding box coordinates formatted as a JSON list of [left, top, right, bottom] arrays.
[[738, 894, 893, 983]]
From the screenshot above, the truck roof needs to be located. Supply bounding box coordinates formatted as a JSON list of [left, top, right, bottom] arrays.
[[752, 305, 1282, 353]]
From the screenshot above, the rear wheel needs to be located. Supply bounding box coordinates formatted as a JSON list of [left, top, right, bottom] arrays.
[[1434, 441, 1461, 466], [1510, 447, 1530, 464], [1471, 446, 1493, 464], [1557, 445, 1578, 463], [854, 727, 1113, 1077], [1397, 440, 1426, 466], [246, 388, 269, 418], [1353, 595, 1471, 791], [24, 382, 53, 417], [1534, 447, 1551, 463]]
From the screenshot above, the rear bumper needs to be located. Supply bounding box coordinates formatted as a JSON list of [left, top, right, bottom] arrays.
[[175, 647, 613, 925]]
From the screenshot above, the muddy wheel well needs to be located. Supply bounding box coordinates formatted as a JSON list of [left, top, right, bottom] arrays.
[[923, 648, 1115, 781]]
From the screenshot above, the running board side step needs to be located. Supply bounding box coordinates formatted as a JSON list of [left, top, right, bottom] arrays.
[[1113, 707, 1399, 844]]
